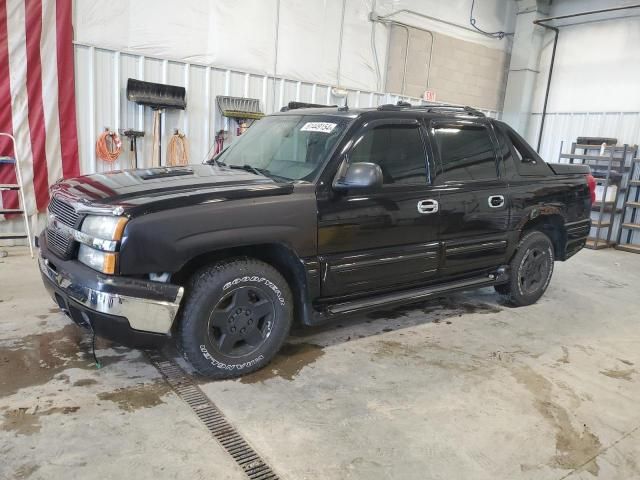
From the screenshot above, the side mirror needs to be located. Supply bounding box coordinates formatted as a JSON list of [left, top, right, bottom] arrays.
[[333, 162, 383, 191]]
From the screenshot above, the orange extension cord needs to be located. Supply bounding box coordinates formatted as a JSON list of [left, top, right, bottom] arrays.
[[95, 130, 122, 169], [167, 130, 189, 166]]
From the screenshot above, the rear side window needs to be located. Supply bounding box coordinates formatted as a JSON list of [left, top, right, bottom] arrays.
[[500, 125, 552, 177], [432, 124, 498, 182], [350, 125, 428, 184]]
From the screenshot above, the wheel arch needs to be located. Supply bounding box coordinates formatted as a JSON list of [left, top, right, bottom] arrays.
[[172, 242, 314, 326], [519, 213, 567, 260]]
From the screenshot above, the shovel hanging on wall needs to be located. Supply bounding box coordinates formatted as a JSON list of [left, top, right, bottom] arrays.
[[126, 79, 186, 167]]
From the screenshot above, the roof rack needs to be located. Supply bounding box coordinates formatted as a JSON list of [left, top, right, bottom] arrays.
[[377, 101, 486, 118], [280, 101, 337, 112]]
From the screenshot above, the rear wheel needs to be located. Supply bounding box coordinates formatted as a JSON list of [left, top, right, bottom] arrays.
[[495, 231, 555, 306], [177, 258, 293, 378]]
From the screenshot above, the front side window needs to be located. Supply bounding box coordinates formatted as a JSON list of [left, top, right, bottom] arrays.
[[349, 125, 428, 184], [211, 114, 351, 181], [432, 124, 498, 182]]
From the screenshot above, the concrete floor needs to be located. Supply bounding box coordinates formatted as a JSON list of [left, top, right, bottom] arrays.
[[1, 247, 639, 480]]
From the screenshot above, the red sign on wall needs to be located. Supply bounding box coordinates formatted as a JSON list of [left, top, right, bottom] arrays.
[[423, 90, 436, 102]]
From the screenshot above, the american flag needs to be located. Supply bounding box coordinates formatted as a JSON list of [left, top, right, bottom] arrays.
[[0, 0, 79, 221]]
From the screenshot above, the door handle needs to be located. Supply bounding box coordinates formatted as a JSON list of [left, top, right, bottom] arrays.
[[488, 195, 505, 208], [417, 199, 439, 214]]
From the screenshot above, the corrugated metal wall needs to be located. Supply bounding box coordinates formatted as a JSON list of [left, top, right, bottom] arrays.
[[527, 111, 640, 245], [74, 43, 500, 175], [0, 43, 500, 243]]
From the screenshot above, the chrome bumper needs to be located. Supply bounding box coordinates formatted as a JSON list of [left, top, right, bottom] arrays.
[[38, 256, 183, 334]]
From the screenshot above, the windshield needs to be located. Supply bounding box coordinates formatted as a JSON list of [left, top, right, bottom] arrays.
[[208, 114, 351, 182]]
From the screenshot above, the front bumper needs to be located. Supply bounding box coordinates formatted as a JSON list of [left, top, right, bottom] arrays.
[[38, 238, 184, 347]]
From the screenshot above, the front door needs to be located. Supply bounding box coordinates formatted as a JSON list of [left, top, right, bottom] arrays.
[[316, 118, 440, 298], [427, 119, 511, 277]]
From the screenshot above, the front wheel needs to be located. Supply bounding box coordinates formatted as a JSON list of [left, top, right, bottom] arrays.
[[496, 231, 555, 307], [177, 258, 293, 378]]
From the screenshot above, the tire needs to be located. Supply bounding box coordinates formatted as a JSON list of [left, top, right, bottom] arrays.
[[496, 231, 555, 307], [177, 257, 293, 379]]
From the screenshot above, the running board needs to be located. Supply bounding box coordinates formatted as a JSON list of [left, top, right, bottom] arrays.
[[326, 274, 503, 316]]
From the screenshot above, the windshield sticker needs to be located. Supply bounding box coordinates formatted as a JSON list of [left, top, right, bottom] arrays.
[[300, 122, 337, 133]]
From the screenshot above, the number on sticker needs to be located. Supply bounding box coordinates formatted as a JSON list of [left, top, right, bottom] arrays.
[[300, 122, 337, 133]]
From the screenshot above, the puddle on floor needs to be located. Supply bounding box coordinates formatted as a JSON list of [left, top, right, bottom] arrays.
[[511, 365, 602, 476], [0, 324, 123, 398], [239, 342, 325, 384], [96, 382, 171, 411], [1, 405, 81, 436], [600, 368, 636, 381], [73, 378, 98, 387]]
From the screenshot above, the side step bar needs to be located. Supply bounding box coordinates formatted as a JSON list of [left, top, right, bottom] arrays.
[[326, 273, 505, 316]]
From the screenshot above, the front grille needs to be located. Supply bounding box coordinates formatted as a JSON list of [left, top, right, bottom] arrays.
[[46, 196, 79, 259], [46, 227, 75, 258], [48, 196, 79, 228]]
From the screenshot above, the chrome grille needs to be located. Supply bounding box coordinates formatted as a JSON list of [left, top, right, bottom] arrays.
[[48, 196, 79, 228], [46, 196, 79, 259], [46, 227, 74, 258]]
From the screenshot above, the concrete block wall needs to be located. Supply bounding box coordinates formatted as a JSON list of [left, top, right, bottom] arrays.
[[386, 26, 510, 111]]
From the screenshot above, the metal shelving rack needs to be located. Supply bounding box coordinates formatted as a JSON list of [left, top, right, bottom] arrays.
[[558, 141, 638, 250], [616, 155, 640, 254]]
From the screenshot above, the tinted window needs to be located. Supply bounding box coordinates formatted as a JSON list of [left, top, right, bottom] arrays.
[[501, 125, 552, 177], [214, 115, 351, 181], [433, 124, 497, 182], [350, 125, 427, 184]]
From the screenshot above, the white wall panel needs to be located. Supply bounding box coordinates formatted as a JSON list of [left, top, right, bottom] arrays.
[[73, 0, 516, 93], [74, 43, 499, 176], [527, 112, 640, 164], [527, 110, 640, 246]]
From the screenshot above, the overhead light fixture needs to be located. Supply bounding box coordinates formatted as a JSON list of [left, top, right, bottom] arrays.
[[331, 87, 349, 98]]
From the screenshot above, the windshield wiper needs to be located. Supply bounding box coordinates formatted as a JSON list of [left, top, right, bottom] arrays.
[[228, 164, 272, 178], [207, 157, 225, 167]]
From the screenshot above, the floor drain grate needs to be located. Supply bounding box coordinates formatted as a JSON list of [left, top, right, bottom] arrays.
[[147, 351, 279, 480]]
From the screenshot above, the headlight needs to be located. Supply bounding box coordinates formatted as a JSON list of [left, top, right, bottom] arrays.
[[78, 244, 117, 274], [77, 215, 128, 274], [81, 215, 128, 241]]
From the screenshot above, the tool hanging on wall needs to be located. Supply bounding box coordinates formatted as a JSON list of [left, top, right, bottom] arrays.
[[214, 130, 226, 156], [215, 96, 263, 150], [95, 129, 122, 170], [167, 129, 189, 166], [126, 78, 186, 167], [119, 129, 144, 169]]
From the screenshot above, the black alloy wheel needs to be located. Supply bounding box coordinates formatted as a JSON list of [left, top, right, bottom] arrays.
[[178, 257, 293, 379], [207, 285, 275, 357], [495, 230, 555, 306], [518, 246, 552, 296]]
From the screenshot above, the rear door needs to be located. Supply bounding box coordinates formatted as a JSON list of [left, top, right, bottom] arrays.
[[316, 117, 440, 297], [428, 119, 510, 277]]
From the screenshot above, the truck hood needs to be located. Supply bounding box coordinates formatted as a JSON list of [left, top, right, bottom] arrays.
[[50, 164, 295, 216]]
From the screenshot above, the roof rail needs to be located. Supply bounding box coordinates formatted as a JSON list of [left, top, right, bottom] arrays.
[[377, 101, 486, 118], [280, 101, 337, 112]]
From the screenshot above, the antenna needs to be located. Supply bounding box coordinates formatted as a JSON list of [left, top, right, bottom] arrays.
[[338, 97, 349, 112]]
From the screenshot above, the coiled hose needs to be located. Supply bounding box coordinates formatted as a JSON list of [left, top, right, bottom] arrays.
[[95, 130, 122, 169], [167, 130, 189, 166]]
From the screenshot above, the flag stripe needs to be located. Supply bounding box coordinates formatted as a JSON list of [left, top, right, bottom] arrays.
[[41, 0, 63, 191], [0, 0, 18, 213], [6, 0, 37, 218], [1, 0, 81, 225], [56, 0, 79, 178], [24, 0, 50, 211]]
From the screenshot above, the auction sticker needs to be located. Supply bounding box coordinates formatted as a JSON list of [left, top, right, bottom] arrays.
[[300, 122, 337, 133]]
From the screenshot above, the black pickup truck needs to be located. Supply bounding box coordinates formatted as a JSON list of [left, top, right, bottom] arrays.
[[38, 103, 594, 378]]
